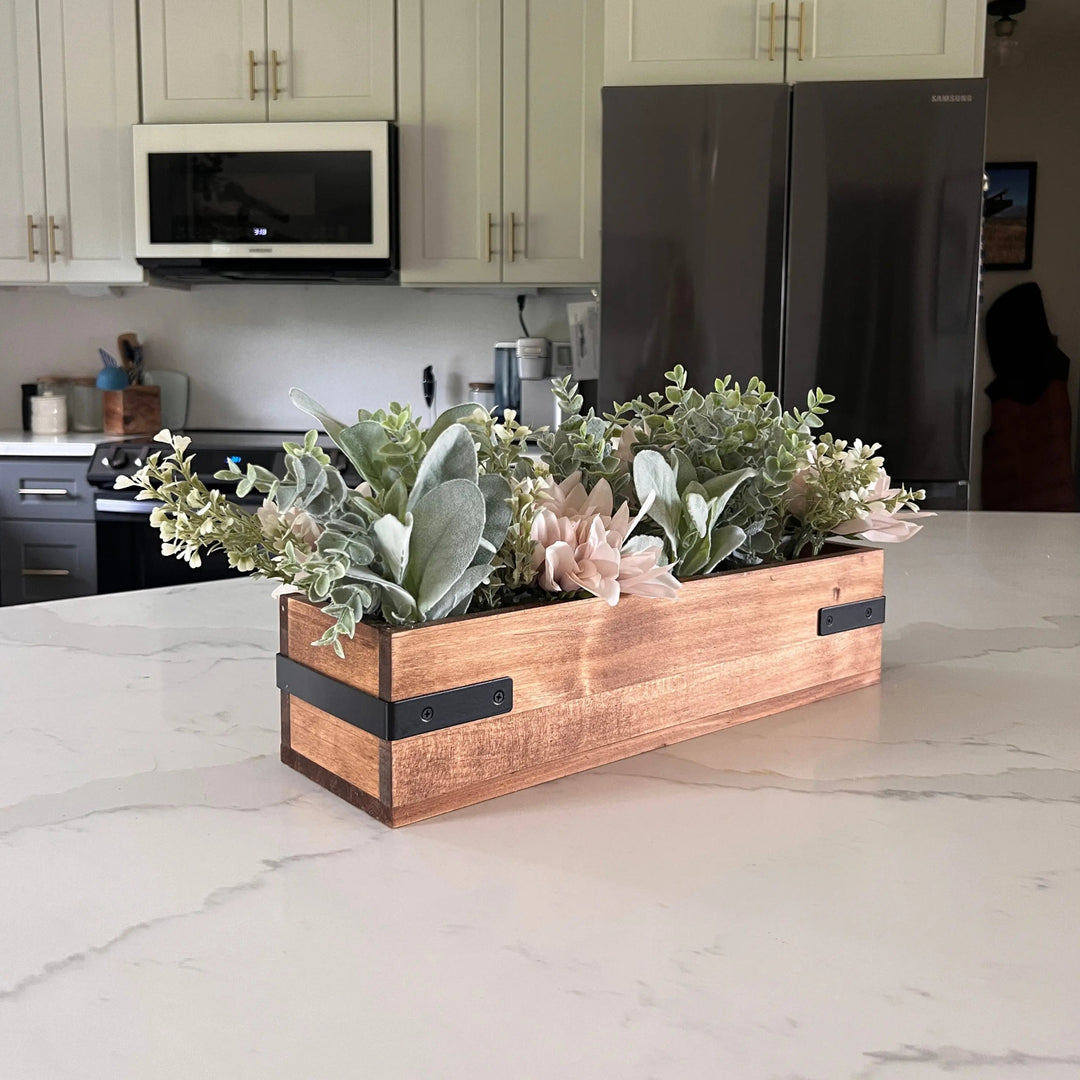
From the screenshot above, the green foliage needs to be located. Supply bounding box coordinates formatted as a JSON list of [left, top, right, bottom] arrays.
[[130, 369, 925, 653]]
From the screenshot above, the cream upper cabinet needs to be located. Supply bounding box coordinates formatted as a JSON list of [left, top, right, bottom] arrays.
[[0, 0, 141, 285], [140, 0, 267, 123], [140, 0, 395, 123], [502, 0, 602, 284], [399, 0, 602, 286], [398, 0, 505, 284], [264, 0, 396, 120], [605, 0, 785, 85], [604, 0, 983, 84], [0, 0, 47, 283], [786, 0, 985, 80], [38, 0, 143, 283]]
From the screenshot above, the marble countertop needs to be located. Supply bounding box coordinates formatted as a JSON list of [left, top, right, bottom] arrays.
[[1, 512, 1077, 1079], [0, 431, 128, 457]]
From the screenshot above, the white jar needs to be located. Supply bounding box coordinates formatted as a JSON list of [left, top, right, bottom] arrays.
[[31, 392, 68, 435]]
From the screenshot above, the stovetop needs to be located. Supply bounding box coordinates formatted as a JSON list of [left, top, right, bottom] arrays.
[[86, 430, 336, 488]]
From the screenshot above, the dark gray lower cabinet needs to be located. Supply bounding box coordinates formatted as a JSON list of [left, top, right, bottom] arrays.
[[0, 457, 98, 606], [0, 519, 98, 605]]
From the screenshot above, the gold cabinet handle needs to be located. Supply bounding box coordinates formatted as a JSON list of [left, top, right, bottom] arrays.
[[271, 49, 283, 99], [47, 215, 60, 262], [767, 2, 777, 61], [484, 212, 495, 262], [248, 49, 261, 100], [26, 215, 39, 261], [507, 211, 523, 262], [22, 568, 71, 577], [797, 1, 807, 60]]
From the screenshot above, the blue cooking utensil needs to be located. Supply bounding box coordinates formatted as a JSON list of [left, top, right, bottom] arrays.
[[98, 348, 118, 368]]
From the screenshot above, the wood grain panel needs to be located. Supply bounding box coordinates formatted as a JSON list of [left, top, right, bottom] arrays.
[[282, 745, 392, 826], [385, 546, 883, 705], [389, 625, 882, 803], [284, 597, 384, 696], [387, 669, 880, 826], [288, 696, 383, 798]]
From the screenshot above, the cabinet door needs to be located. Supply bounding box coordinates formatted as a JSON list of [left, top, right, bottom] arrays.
[[605, 0, 785, 85], [0, 520, 97, 606], [787, 0, 985, 81], [0, 0, 47, 283], [266, 0, 395, 120], [140, 0, 268, 122], [38, 0, 143, 283], [398, 0, 503, 284], [502, 0, 601, 285]]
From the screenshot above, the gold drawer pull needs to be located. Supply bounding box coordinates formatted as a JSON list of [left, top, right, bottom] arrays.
[[768, 2, 777, 61], [48, 215, 60, 261], [271, 49, 284, 99], [248, 49, 261, 100], [27, 215, 39, 261], [484, 212, 495, 262], [797, 1, 807, 61]]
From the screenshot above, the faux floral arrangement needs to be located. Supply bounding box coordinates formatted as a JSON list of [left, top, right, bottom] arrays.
[[119, 368, 930, 655]]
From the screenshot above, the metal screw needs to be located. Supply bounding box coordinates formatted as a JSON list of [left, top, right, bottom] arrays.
[[825, 614, 834, 626], [865, 606, 874, 619], [492, 689, 505, 705], [420, 706, 434, 722]]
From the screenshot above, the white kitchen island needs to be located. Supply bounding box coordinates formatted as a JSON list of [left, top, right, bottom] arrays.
[[1, 513, 1078, 1079]]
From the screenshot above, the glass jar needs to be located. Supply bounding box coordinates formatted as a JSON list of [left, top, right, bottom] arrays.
[[469, 381, 496, 413]]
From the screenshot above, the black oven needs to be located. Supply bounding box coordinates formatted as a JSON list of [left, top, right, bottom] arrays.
[[87, 433, 336, 596]]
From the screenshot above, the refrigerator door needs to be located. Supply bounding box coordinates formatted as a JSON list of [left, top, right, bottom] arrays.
[[599, 84, 789, 409], [784, 79, 987, 505]]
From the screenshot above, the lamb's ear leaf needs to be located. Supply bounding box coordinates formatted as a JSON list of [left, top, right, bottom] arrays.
[[684, 492, 709, 538], [371, 512, 413, 586], [633, 450, 680, 552], [406, 479, 485, 617], [422, 403, 487, 448], [408, 424, 478, 512], [424, 563, 493, 622], [335, 421, 391, 485], [476, 474, 512, 561], [701, 468, 757, 514], [704, 525, 747, 573], [669, 449, 697, 493], [289, 388, 347, 442]]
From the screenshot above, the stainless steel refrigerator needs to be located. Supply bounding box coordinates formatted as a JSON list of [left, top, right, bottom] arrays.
[[600, 80, 987, 508]]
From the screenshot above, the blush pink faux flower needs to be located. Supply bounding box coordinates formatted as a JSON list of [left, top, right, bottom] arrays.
[[531, 473, 680, 605], [830, 473, 935, 543]]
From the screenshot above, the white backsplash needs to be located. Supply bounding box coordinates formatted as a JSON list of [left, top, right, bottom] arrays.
[[0, 285, 588, 431]]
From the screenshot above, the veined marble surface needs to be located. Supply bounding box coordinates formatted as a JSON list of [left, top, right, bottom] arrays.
[[1, 512, 1078, 1079]]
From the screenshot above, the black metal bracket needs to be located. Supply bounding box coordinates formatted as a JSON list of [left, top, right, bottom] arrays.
[[276, 654, 513, 741], [818, 596, 886, 635]]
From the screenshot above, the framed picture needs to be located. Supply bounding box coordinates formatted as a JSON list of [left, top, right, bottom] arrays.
[[983, 161, 1037, 271]]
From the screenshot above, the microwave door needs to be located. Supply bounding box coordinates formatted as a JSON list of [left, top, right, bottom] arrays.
[[133, 122, 391, 260]]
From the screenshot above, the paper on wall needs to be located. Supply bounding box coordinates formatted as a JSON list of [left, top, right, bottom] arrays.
[[567, 301, 600, 381]]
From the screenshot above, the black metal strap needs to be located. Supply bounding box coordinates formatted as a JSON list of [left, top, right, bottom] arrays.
[[818, 596, 886, 635], [277, 654, 513, 741]]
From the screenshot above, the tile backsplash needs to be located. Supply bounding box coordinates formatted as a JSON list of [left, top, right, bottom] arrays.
[[0, 285, 587, 431]]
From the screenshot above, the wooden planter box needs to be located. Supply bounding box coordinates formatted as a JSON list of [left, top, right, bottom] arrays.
[[278, 544, 885, 827]]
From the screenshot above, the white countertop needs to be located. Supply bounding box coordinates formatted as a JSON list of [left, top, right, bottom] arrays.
[[0, 430, 129, 457], [1, 512, 1078, 1079]]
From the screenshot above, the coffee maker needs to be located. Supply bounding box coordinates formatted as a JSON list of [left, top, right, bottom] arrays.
[[493, 338, 573, 429]]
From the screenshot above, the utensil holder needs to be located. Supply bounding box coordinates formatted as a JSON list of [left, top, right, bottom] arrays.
[[103, 386, 162, 435]]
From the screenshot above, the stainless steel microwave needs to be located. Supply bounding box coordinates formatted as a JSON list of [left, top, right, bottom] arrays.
[[132, 122, 394, 281]]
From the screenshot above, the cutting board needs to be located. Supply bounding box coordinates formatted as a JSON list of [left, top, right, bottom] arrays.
[[143, 370, 190, 430]]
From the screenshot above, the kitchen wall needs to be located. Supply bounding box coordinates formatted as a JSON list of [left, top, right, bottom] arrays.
[[974, 0, 1080, 504], [0, 285, 586, 431]]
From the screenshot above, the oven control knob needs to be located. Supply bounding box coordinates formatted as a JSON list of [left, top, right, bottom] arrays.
[[108, 447, 130, 470]]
